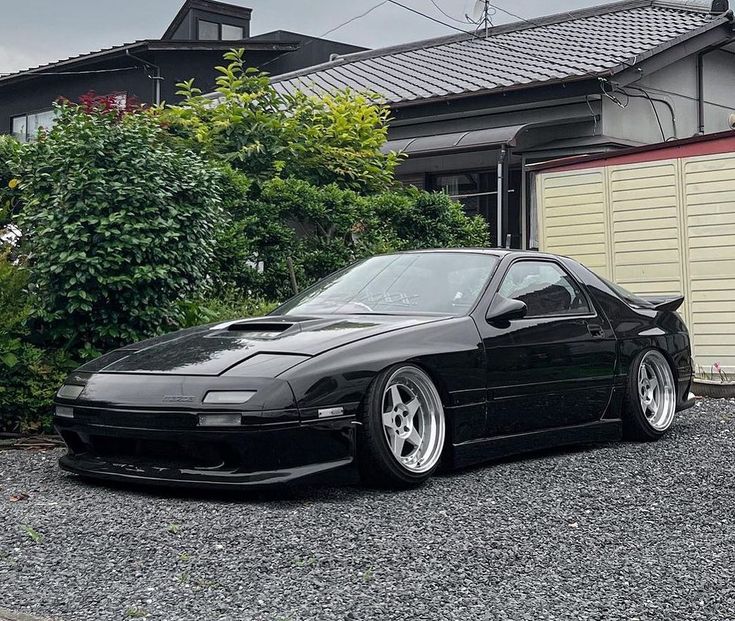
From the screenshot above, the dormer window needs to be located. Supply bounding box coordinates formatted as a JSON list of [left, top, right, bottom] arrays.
[[197, 19, 245, 41], [198, 20, 219, 40], [221, 24, 245, 40]]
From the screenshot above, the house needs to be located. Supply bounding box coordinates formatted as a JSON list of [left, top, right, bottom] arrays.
[[272, 0, 735, 249], [530, 130, 735, 377], [0, 0, 364, 143]]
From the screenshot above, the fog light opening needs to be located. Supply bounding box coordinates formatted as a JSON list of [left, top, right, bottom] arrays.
[[55, 406, 75, 419], [197, 414, 243, 427]]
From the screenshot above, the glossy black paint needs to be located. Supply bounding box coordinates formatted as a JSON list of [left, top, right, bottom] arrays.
[[54, 249, 694, 489]]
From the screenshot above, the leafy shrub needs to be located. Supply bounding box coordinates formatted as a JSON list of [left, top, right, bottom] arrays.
[[17, 101, 224, 353], [208, 177, 491, 301], [162, 50, 489, 301], [178, 293, 278, 328], [0, 136, 21, 246], [162, 49, 403, 193], [0, 254, 75, 433]]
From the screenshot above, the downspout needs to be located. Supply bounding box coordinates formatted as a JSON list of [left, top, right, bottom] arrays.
[[125, 50, 163, 106], [496, 145, 507, 248]]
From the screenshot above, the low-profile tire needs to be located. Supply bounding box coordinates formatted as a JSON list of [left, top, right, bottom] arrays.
[[623, 348, 677, 441], [357, 364, 446, 488]]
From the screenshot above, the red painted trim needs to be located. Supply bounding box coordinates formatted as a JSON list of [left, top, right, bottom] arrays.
[[531, 131, 735, 173]]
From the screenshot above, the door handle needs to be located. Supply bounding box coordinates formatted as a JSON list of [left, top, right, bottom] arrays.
[[587, 324, 605, 339]]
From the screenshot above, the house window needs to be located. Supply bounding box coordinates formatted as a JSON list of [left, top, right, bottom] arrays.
[[198, 20, 220, 40], [11, 109, 55, 142], [221, 24, 244, 40], [197, 20, 245, 41], [432, 171, 497, 221]]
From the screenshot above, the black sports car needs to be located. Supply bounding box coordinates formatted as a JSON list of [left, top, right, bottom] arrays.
[[54, 249, 694, 489]]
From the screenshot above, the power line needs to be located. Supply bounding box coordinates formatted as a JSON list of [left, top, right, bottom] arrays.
[[258, 0, 390, 72], [4, 66, 141, 78], [322, 0, 391, 38], [386, 0, 473, 34], [428, 0, 471, 24], [387, 0, 568, 68]]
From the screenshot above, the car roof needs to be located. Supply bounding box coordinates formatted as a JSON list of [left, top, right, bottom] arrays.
[[401, 248, 569, 261]]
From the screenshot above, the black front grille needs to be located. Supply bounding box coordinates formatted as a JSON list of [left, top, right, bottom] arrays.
[[89, 436, 237, 470], [73, 407, 198, 430]]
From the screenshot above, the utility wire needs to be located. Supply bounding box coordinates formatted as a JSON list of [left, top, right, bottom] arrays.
[[258, 0, 390, 72], [4, 66, 141, 78], [387, 0, 568, 68], [428, 0, 472, 24], [322, 0, 391, 38], [386, 0, 474, 34]]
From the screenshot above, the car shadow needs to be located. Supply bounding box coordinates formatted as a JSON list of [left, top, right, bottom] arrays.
[[62, 471, 374, 504], [436, 440, 619, 480]]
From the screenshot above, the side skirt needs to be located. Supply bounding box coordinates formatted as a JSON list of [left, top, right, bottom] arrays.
[[451, 419, 623, 469]]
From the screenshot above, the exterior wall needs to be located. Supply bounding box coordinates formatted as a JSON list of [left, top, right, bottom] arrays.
[[536, 148, 735, 375], [602, 51, 735, 144]]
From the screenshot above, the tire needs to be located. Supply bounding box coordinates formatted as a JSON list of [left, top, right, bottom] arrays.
[[357, 364, 446, 488], [623, 348, 677, 441]]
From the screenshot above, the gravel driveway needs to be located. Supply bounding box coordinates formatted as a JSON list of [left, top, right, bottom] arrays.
[[1, 399, 734, 621]]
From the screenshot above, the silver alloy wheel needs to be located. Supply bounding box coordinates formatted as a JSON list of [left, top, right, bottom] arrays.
[[638, 350, 676, 431], [381, 366, 445, 474]]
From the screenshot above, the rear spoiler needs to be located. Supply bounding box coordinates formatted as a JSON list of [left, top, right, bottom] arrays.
[[640, 295, 685, 312]]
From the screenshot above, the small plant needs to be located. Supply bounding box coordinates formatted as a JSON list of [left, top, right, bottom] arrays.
[[178, 552, 190, 562], [192, 577, 218, 589], [21, 524, 43, 544], [167, 523, 181, 535], [125, 607, 147, 618], [697, 363, 731, 384], [293, 556, 317, 567], [362, 568, 375, 582]]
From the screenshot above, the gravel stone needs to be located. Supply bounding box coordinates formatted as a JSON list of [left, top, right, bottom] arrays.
[[1, 399, 734, 621]]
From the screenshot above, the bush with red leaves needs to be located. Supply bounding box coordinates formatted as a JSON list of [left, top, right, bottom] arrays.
[[58, 91, 143, 120]]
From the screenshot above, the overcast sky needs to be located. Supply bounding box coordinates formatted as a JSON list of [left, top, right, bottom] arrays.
[[0, 0, 603, 74]]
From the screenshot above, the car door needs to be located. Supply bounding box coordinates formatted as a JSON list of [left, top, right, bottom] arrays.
[[480, 258, 617, 437]]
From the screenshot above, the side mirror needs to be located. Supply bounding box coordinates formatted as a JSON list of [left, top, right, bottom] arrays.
[[486, 295, 528, 324]]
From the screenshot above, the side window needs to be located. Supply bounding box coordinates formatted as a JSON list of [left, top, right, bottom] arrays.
[[498, 261, 591, 318]]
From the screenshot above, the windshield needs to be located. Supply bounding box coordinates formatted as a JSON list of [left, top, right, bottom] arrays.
[[274, 252, 499, 316]]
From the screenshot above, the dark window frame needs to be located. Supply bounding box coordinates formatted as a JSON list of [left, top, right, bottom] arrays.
[[197, 19, 245, 41], [197, 19, 221, 40], [495, 258, 596, 320], [11, 108, 55, 143]]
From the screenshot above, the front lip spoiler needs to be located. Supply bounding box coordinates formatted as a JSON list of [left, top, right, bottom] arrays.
[[59, 454, 356, 490]]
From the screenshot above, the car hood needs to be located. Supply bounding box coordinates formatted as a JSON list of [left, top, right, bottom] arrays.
[[77, 314, 452, 377]]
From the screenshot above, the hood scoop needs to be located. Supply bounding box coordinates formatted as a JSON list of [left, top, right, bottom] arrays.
[[209, 320, 301, 340], [227, 322, 293, 333]]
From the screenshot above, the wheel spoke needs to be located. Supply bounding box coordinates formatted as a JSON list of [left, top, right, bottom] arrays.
[[382, 410, 396, 429], [407, 428, 423, 448], [649, 377, 659, 392], [390, 385, 402, 408], [392, 433, 405, 457], [650, 399, 659, 414], [405, 397, 420, 418]]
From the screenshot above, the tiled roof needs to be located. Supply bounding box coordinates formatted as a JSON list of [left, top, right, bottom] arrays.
[[272, 0, 731, 105]]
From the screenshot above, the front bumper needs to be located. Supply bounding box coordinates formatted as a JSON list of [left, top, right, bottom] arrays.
[[55, 415, 357, 489]]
